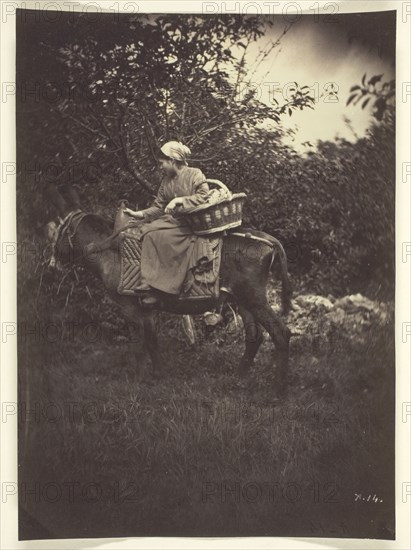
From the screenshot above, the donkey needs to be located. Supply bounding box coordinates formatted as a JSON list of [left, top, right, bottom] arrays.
[[46, 184, 292, 391]]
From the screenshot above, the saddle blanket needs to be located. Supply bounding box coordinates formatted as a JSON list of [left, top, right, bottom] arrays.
[[117, 226, 222, 300]]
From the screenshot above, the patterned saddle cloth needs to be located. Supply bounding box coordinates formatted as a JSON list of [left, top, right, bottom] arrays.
[[117, 226, 222, 300]]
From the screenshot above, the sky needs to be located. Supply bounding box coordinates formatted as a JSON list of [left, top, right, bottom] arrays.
[[235, 15, 395, 152]]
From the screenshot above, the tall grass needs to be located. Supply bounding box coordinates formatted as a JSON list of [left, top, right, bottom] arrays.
[[18, 292, 394, 539]]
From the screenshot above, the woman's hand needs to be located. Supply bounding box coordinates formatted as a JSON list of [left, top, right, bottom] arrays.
[[123, 207, 144, 219], [165, 197, 184, 214]]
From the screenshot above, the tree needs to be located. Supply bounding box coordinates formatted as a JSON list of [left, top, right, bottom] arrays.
[[17, 12, 315, 230]]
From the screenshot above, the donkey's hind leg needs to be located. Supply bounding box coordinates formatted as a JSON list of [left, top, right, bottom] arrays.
[[237, 304, 264, 376], [251, 303, 291, 392]]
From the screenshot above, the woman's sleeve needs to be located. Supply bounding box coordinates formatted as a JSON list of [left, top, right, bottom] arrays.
[[139, 181, 168, 221], [180, 170, 210, 210]]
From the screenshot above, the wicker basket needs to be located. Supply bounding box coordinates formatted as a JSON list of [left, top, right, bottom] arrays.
[[179, 179, 247, 235]]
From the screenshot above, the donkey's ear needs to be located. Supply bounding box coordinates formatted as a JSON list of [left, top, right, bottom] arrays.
[[64, 184, 82, 209], [59, 183, 81, 208], [45, 183, 68, 217]]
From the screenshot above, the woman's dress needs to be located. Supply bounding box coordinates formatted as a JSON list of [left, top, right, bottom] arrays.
[[138, 166, 210, 294]]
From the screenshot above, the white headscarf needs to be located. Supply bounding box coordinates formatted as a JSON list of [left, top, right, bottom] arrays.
[[160, 141, 191, 164]]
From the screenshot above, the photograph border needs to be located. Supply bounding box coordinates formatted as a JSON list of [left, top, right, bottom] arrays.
[[1, 1, 410, 548]]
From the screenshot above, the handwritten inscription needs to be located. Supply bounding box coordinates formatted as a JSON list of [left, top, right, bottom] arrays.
[[354, 493, 383, 503]]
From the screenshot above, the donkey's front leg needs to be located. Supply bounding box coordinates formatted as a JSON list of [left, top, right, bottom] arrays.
[[126, 317, 149, 381], [116, 298, 150, 381], [143, 314, 162, 379]]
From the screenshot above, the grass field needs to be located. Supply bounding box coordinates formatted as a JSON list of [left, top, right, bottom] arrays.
[[18, 290, 395, 539]]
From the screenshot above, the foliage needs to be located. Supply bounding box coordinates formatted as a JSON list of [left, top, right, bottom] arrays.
[[200, 107, 395, 298], [17, 14, 395, 316], [17, 13, 314, 227], [346, 74, 395, 120]]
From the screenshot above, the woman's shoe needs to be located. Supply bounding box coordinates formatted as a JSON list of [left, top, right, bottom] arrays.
[[141, 293, 160, 306], [134, 282, 151, 292]]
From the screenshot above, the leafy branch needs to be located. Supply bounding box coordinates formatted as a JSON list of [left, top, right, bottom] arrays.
[[347, 73, 395, 120]]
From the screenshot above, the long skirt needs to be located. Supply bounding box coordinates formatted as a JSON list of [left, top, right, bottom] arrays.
[[139, 214, 212, 295]]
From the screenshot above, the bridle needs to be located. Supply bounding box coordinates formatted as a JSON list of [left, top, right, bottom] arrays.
[[56, 209, 90, 248], [51, 209, 90, 263]]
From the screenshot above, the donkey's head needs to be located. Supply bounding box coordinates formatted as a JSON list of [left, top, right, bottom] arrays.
[[44, 183, 91, 266], [45, 183, 113, 267]]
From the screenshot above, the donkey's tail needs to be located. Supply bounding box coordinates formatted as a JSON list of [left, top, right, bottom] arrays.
[[270, 238, 292, 315]]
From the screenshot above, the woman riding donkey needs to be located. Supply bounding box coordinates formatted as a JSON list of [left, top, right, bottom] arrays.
[[123, 141, 212, 305]]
